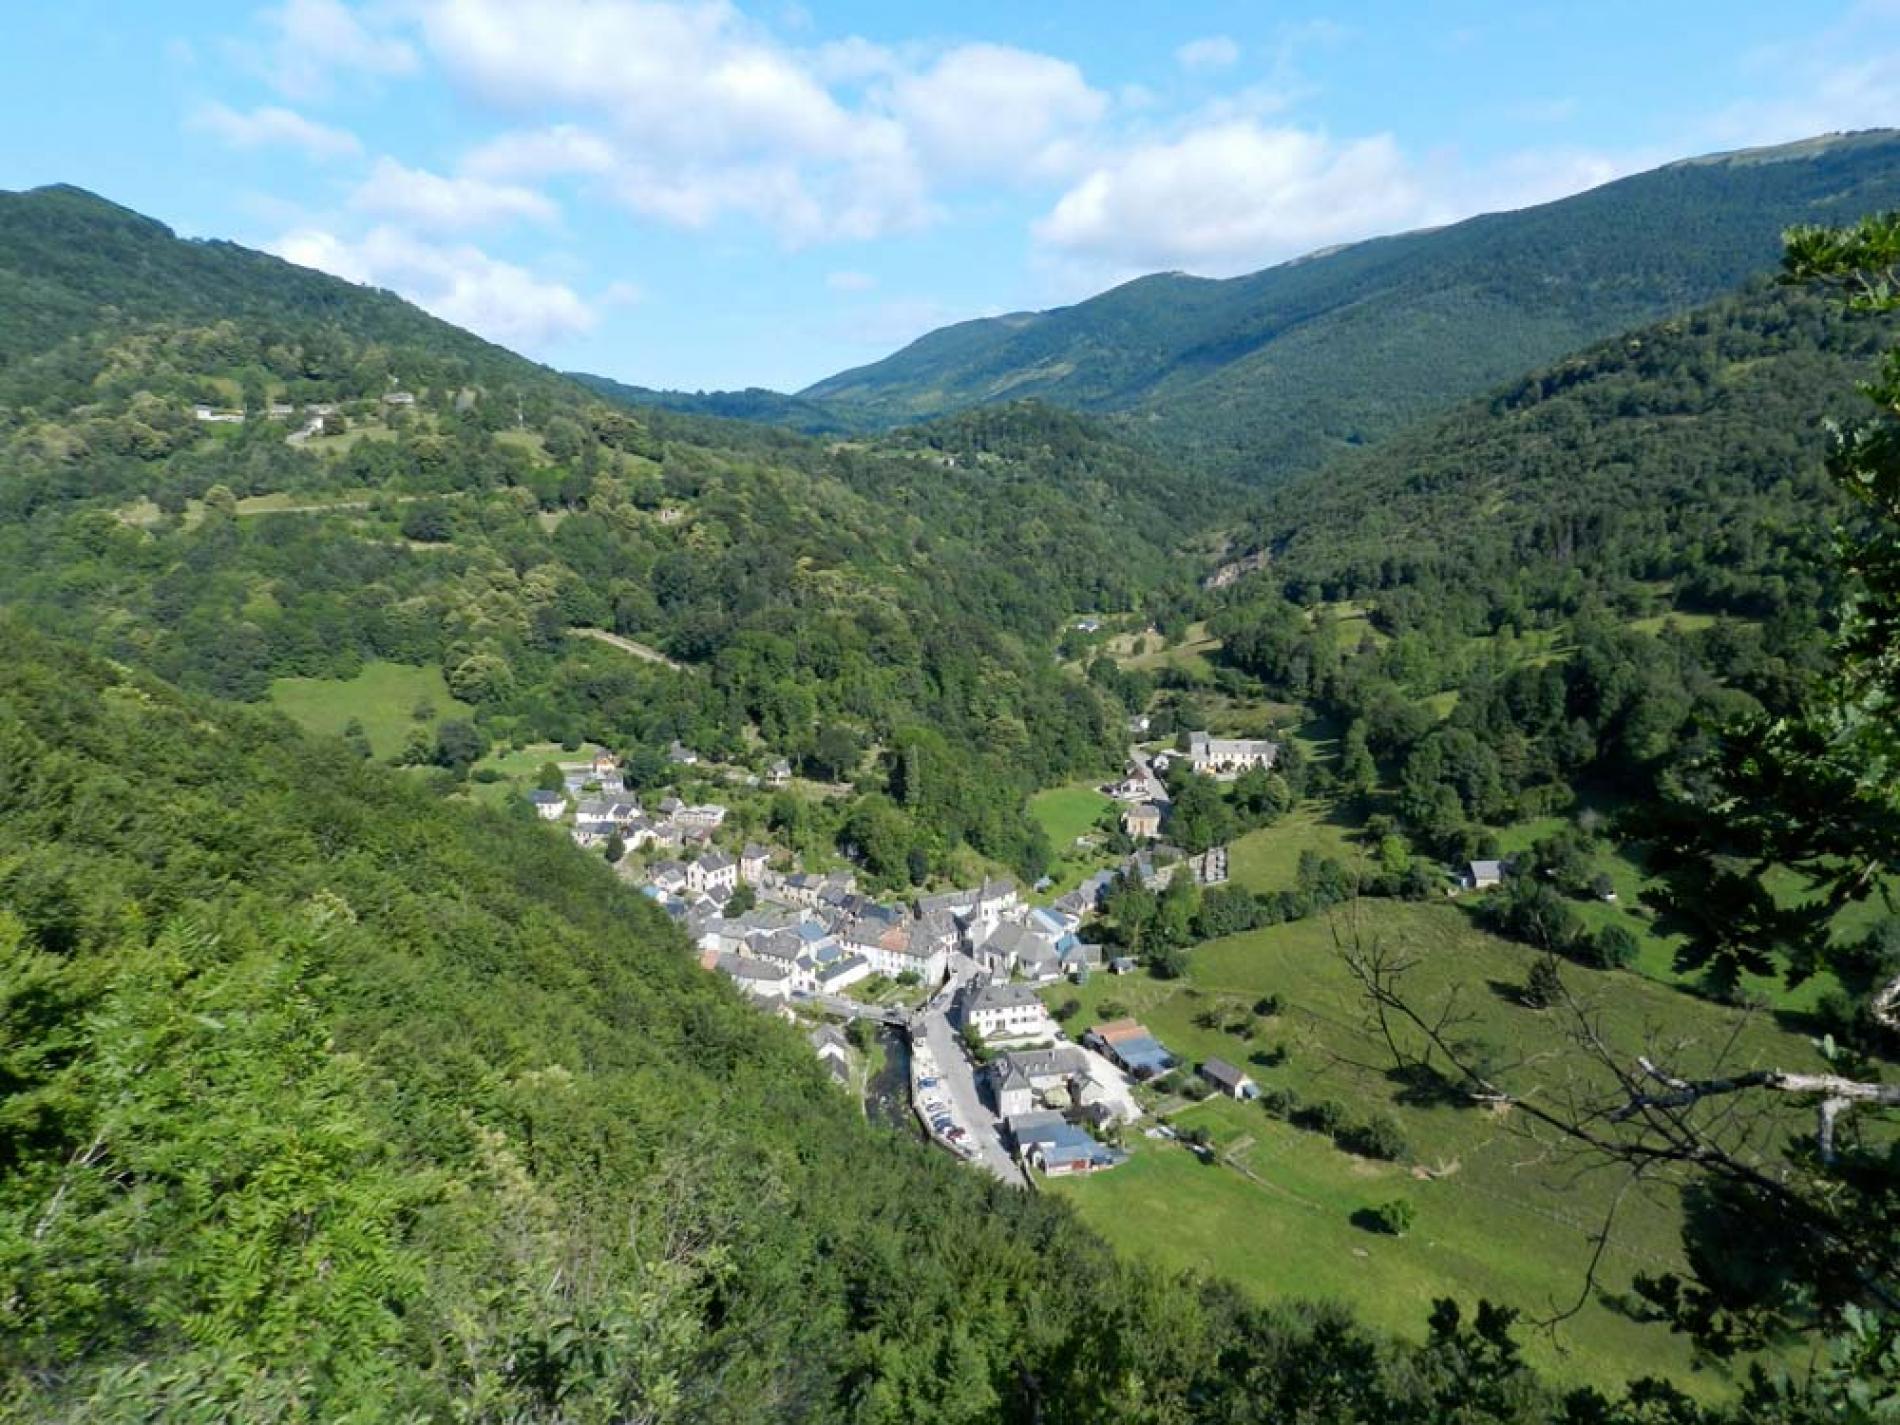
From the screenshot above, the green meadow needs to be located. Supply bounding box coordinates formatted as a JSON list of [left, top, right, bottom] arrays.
[[1043, 900, 1819, 1395]]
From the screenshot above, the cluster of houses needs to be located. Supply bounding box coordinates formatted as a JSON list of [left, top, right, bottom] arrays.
[[660, 866, 1112, 1004], [190, 393, 415, 424], [527, 753, 736, 855]]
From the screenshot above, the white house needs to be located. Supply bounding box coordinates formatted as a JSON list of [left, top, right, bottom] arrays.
[[848, 922, 946, 985], [815, 953, 872, 995], [1465, 859, 1505, 891], [964, 983, 1047, 1041], [1200, 1058, 1259, 1100], [688, 851, 739, 897], [1122, 802, 1164, 841], [1182, 731, 1279, 779], [715, 953, 791, 1000], [528, 790, 565, 821]]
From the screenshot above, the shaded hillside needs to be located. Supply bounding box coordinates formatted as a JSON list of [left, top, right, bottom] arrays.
[[803, 131, 1900, 484], [570, 370, 873, 434], [1245, 280, 1894, 626]]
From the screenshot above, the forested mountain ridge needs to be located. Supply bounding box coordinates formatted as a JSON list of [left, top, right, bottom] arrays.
[[571, 369, 874, 434], [0, 182, 1224, 882], [0, 185, 565, 398], [800, 130, 1900, 484], [1240, 280, 1892, 626]]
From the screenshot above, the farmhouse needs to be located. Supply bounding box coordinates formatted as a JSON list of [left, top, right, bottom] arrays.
[[1005, 1111, 1125, 1177], [1184, 731, 1279, 777], [1465, 859, 1505, 891], [528, 789, 565, 821], [1199, 1058, 1259, 1100]]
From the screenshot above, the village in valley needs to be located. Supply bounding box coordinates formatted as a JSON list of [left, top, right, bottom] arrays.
[[522, 725, 1300, 1185]]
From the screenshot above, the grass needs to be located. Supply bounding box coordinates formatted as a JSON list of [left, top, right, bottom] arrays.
[[1227, 804, 1364, 893], [465, 739, 606, 809], [268, 662, 471, 761], [1118, 621, 1222, 676], [1042, 900, 1820, 1396], [1031, 782, 1114, 851], [1628, 610, 1721, 636]]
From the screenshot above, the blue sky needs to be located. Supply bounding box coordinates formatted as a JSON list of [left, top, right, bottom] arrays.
[[3, 2, 1897, 391]]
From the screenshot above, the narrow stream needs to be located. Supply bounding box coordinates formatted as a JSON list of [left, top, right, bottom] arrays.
[[863, 1024, 920, 1136]]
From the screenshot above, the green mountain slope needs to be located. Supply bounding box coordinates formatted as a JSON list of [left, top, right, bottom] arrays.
[[0, 185, 563, 397], [0, 183, 1222, 882], [802, 130, 1900, 484], [1245, 280, 1893, 623]]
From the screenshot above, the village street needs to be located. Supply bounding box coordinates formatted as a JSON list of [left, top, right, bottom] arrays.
[[919, 984, 1025, 1186]]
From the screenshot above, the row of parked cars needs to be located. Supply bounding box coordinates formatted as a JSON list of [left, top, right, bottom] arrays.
[[912, 1057, 977, 1160]]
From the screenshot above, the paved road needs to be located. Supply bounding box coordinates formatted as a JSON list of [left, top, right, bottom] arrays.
[[1127, 747, 1171, 806], [919, 1005, 1024, 1185]]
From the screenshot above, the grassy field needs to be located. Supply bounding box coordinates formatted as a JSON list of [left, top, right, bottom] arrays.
[[466, 739, 607, 809], [1227, 803, 1365, 892], [1628, 610, 1721, 636], [268, 662, 471, 760], [1042, 901, 1819, 1395], [1031, 781, 1114, 850], [1117, 621, 1223, 677], [1029, 781, 1121, 901]]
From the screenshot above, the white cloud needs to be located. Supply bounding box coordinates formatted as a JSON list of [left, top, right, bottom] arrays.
[[1175, 36, 1239, 72], [826, 269, 877, 292], [884, 43, 1106, 180], [1036, 121, 1427, 274], [417, 0, 930, 242], [260, 0, 417, 98], [350, 157, 558, 231], [271, 225, 596, 349], [189, 101, 362, 161], [462, 124, 617, 180]]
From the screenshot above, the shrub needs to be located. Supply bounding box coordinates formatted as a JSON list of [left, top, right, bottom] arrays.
[[1589, 923, 1640, 969], [1258, 1086, 1300, 1119], [1521, 957, 1565, 1008], [1366, 1198, 1416, 1236], [1338, 1113, 1408, 1162], [1294, 1099, 1349, 1136]]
